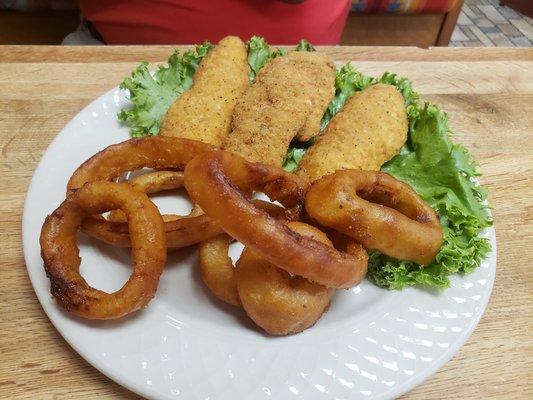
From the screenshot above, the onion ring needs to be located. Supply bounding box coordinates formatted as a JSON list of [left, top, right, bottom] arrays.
[[67, 136, 224, 248], [40, 181, 167, 319], [81, 212, 222, 249], [198, 200, 288, 306], [184, 150, 368, 288], [305, 170, 443, 264], [199, 233, 239, 305], [107, 170, 185, 222], [235, 222, 335, 335], [67, 136, 214, 192]]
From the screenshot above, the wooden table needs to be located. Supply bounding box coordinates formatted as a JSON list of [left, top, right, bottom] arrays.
[[0, 46, 531, 399]]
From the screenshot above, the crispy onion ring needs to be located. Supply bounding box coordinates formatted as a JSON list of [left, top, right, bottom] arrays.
[[198, 200, 288, 306], [67, 136, 215, 192], [185, 150, 368, 288], [81, 212, 222, 249], [67, 136, 224, 248], [107, 171, 185, 222], [305, 170, 443, 265], [199, 234, 239, 305], [236, 222, 335, 335], [40, 181, 167, 319], [199, 220, 336, 335]]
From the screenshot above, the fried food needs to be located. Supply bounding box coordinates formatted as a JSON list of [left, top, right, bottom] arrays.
[[67, 136, 224, 249], [297, 83, 408, 184], [236, 222, 335, 336], [184, 150, 368, 288], [199, 234, 239, 306], [40, 182, 166, 319], [160, 36, 249, 147], [199, 219, 336, 335], [107, 170, 184, 222], [306, 170, 443, 264], [198, 200, 288, 307], [222, 51, 335, 166], [68, 136, 214, 192], [82, 211, 222, 249]]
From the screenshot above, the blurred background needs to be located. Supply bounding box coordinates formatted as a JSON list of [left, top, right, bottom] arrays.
[[0, 0, 531, 47]]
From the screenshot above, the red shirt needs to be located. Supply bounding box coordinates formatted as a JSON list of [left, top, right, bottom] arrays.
[[80, 0, 350, 45]]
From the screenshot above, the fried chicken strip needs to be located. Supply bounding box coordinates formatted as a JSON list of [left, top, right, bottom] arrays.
[[223, 51, 335, 166], [297, 83, 408, 184], [160, 36, 249, 147]]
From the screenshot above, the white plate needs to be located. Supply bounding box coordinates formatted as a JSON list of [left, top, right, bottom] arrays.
[[22, 87, 496, 400]]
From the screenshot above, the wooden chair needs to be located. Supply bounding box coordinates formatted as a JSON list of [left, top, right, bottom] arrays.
[[341, 0, 463, 47]]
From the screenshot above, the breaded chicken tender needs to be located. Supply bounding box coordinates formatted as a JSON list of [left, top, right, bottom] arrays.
[[160, 36, 249, 147], [223, 51, 335, 166], [297, 84, 408, 184]]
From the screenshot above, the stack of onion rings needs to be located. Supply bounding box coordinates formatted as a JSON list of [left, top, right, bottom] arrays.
[[199, 200, 288, 306], [192, 157, 442, 334], [199, 219, 336, 335], [68, 136, 224, 249], [40, 135, 443, 333], [185, 150, 369, 289], [236, 222, 335, 335]]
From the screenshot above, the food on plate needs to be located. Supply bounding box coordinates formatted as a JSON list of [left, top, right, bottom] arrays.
[[40, 182, 166, 319], [199, 200, 288, 307], [279, 61, 491, 289], [247, 37, 316, 81], [160, 36, 249, 147], [118, 43, 214, 137], [297, 83, 408, 184], [67, 136, 214, 192], [222, 51, 335, 166], [236, 222, 335, 335], [67, 136, 224, 248], [184, 149, 305, 219], [306, 170, 443, 264], [199, 234, 240, 306], [38, 36, 493, 332], [107, 170, 184, 222], [184, 150, 368, 288], [117, 37, 315, 138], [199, 219, 337, 334], [81, 209, 222, 249]]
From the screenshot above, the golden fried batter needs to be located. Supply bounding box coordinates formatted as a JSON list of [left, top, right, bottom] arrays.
[[297, 83, 408, 184], [160, 36, 249, 147], [223, 51, 335, 166]]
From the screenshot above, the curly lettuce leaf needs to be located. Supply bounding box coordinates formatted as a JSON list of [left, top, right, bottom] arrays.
[[247, 36, 286, 83], [118, 42, 213, 137], [383, 104, 491, 227], [282, 148, 306, 173], [371, 103, 493, 289], [295, 39, 315, 52], [247, 37, 317, 84], [282, 136, 318, 172]]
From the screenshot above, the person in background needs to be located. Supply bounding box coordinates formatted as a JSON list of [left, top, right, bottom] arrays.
[[76, 0, 350, 45]]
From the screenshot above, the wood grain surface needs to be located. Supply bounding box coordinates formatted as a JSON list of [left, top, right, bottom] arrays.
[[0, 46, 532, 400]]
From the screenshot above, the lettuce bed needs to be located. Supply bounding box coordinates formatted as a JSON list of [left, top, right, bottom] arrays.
[[118, 37, 492, 290]]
